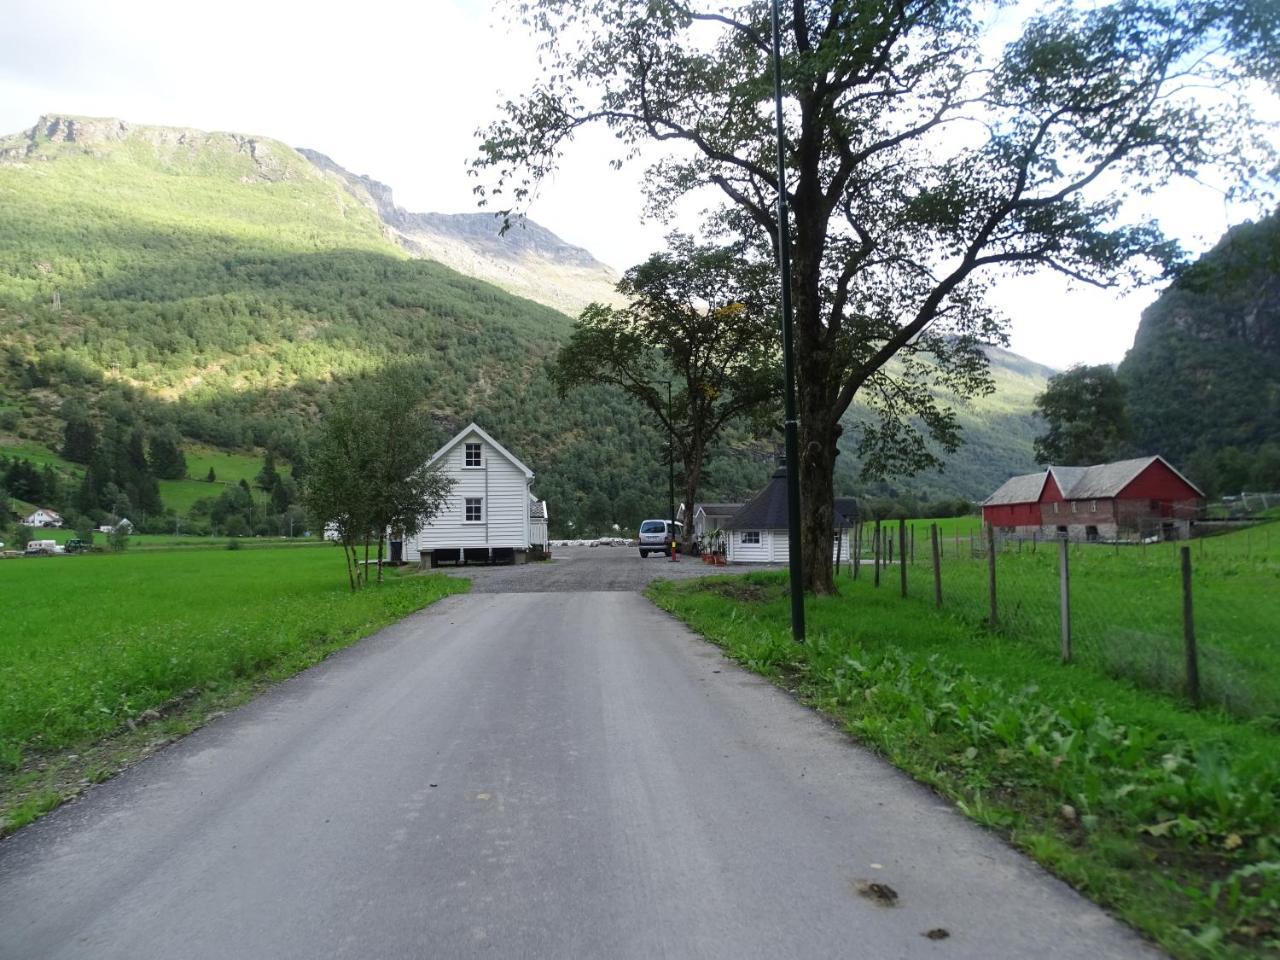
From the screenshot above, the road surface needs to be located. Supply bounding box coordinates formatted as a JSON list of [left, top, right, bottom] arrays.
[[0, 555, 1157, 958]]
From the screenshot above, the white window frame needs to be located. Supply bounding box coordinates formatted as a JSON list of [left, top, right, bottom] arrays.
[[1090, 500, 1097, 513], [1052, 502, 1059, 514], [741, 531, 761, 545], [464, 442, 482, 468], [464, 497, 484, 523], [1070, 501, 1077, 513]]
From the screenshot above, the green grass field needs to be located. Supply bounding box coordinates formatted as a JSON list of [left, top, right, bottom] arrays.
[[0, 546, 466, 831], [853, 519, 1280, 717], [649, 522, 1280, 958]]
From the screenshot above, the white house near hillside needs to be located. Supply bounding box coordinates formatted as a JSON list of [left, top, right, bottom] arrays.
[[23, 507, 63, 528], [414, 423, 543, 567]]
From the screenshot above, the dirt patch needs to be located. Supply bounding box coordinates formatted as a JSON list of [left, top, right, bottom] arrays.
[[695, 579, 787, 604]]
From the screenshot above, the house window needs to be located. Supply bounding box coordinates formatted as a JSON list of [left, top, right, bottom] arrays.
[[1070, 501, 1077, 513], [741, 531, 761, 545], [464, 443, 482, 467], [1090, 500, 1097, 513], [465, 498, 483, 522], [1052, 502, 1059, 514]]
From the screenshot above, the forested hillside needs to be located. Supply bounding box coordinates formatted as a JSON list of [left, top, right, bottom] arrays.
[[1118, 212, 1280, 495], [0, 114, 1048, 534]]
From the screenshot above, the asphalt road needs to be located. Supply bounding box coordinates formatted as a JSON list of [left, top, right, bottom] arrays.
[[0, 566, 1157, 959]]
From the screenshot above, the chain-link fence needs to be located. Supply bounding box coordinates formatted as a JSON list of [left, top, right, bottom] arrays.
[[843, 519, 1280, 718]]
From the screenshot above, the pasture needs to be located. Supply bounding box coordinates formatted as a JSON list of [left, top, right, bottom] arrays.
[[1, 545, 465, 830]]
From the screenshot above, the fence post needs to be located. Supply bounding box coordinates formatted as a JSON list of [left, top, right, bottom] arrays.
[[910, 525, 915, 564], [899, 518, 908, 598], [930, 523, 942, 608], [873, 519, 881, 588], [1181, 546, 1201, 708], [852, 522, 860, 579], [1059, 537, 1072, 663], [986, 524, 998, 627]]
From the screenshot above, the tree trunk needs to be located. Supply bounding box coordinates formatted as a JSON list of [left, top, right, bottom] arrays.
[[376, 534, 385, 583], [797, 415, 838, 594]]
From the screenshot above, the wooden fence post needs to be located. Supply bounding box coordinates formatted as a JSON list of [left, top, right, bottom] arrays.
[[930, 522, 942, 608], [853, 522, 861, 579], [899, 518, 908, 598], [873, 519, 881, 588], [1059, 537, 1072, 663], [1182, 546, 1201, 708], [986, 524, 998, 627], [910, 525, 915, 564]]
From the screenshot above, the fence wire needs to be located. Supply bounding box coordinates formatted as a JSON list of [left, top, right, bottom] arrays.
[[846, 519, 1280, 718]]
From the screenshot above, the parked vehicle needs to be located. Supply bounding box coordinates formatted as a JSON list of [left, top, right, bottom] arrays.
[[24, 539, 58, 556], [64, 538, 88, 553], [637, 519, 682, 557]]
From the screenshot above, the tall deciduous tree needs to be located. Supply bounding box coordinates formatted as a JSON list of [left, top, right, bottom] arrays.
[[1033, 364, 1132, 464], [551, 235, 780, 551], [475, 0, 1277, 592]]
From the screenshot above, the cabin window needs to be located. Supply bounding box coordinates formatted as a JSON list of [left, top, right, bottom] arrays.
[[464, 443, 482, 467], [1091, 500, 1097, 512], [741, 531, 761, 545], [464, 498, 483, 522], [1070, 501, 1077, 513], [1052, 502, 1059, 514]]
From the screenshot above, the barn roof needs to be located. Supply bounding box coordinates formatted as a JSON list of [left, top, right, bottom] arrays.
[[428, 422, 534, 479], [724, 465, 857, 530], [984, 456, 1203, 506]]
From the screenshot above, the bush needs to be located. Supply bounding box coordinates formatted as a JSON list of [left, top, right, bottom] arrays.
[[226, 539, 242, 551]]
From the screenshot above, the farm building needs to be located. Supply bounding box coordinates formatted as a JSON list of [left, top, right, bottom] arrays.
[[723, 463, 858, 563], [413, 423, 545, 567], [677, 502, 745, 542], [982, 456, 1203, 541], [23, 507, 63, 528]]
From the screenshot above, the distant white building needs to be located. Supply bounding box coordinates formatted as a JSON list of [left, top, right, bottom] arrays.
[[529, 496, 549, 550], [414, 423, 544, 567], [23, 507, 63, 528]]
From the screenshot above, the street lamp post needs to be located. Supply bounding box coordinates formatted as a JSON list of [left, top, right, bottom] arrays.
[[770, 0, 805, 642]]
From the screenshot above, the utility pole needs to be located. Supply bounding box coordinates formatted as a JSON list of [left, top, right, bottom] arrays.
[[666, 379, 678, 562], [771, 0, 804, 642]]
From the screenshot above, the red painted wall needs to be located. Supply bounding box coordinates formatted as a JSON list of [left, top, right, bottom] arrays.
[[1117, 459, 1201, 502]]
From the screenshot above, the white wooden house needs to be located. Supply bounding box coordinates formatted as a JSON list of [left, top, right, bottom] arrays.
[[677, 502, 744, 543], [414, 423, 540, 567], [23, 507, 63, 528], [724, 464, 858, 563]]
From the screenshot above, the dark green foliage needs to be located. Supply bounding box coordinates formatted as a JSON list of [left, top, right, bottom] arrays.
[[147, 427, 187, 480], [206, 467, 216, 483], [61, 416, 97, 464], [255, 451, 280, 493], [1034, 365, 1132, 465], [1120, 213, 1280, 475]]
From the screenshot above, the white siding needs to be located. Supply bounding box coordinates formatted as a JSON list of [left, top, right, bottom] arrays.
[[530, 518, 548, 547], [729, 529, 850, 564], [419, 429, 531, 552]]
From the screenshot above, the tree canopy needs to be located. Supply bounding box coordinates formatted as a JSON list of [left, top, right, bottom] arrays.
[[1033, 364, 1132, 465], [475, 0, 1279, 591], [552, 234, 781, 548]]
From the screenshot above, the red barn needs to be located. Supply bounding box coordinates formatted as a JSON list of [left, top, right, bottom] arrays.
[[982, 456, 1203, 541]]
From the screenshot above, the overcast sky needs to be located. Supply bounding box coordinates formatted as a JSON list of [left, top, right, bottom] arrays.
[[1, 0, 1273, 371]]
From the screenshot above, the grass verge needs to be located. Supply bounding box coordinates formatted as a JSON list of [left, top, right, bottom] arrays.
[[1, 546, 467, 834], [648, 572, 1279, 959]]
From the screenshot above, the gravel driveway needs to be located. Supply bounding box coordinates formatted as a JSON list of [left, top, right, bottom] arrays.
[[431, 543, 785, 593]]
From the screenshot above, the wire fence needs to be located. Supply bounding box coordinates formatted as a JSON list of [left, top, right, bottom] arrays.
[[843, 518, 1280, 719]]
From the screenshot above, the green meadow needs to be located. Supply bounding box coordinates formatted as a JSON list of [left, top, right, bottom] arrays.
[[0, 546, 466, 831], [650, 522, 1280, 958]]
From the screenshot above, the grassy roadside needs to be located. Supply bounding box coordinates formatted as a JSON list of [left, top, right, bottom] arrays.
[[647, 573, 1279, 959], [1, 547, 467, 835]]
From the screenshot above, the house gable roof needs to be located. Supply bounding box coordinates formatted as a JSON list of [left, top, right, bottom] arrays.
[[428, 422, 534, 479], [529, 495, 548, 520], [984, 455, 1204, 506], [694, 502, 743, 519], [724, 466, 857, 530]]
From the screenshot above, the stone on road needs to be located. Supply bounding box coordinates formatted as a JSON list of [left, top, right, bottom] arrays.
[[0, 572, 1156, 958]]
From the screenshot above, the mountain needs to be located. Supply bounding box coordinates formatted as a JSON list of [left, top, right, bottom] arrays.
[[0, 114, 1051, 531], [1117, 212, 1280, 492], [298, 149, 621, 316]]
